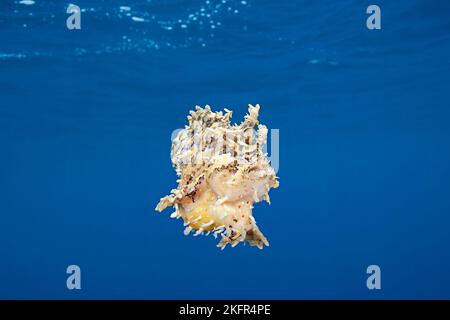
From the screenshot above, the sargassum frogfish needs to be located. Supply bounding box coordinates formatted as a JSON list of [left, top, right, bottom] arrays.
[[156, 104, 279, 249]]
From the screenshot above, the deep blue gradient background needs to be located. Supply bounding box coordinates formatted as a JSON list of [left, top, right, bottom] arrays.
[[1, 0, 450, 299]]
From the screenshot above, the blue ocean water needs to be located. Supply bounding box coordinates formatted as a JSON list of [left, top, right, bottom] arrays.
[[1, 0, 450, 299]]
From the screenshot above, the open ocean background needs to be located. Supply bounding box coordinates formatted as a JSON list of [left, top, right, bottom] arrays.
[[1, 0, 450, 299]]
